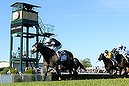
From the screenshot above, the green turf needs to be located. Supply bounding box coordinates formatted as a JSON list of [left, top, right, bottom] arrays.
[[1, 78, 129, 86]]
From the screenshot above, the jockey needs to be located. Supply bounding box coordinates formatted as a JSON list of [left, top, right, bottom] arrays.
[[45, 37, 67, 62], [104, 50, 118, 66], [117, 44, 124, 55], [45, 37, 62, 52], [124, 46, 129, 58], [117, 44, 129, 62]]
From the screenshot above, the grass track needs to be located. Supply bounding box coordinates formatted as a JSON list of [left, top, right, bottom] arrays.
[[1, 78, 129, 86]]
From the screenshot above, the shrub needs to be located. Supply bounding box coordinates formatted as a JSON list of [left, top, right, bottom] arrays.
[[10, 68, 19, 74], [23, 68, 36, 81], [0, 67, 19, 75], [24, 68, 36, 74], [0, 71, 6, 74], [0, 67, 10, 74], [3, 67, 10, 72]]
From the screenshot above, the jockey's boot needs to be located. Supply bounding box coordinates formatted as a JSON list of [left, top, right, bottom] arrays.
[[111, 58, 119, 70], [111, 58, 117, 66]]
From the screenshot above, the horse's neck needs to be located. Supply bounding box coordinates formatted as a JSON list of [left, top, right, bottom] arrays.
[[116, 54, 126, 64], [103, 58, 113, 70], [39, 45, 56, 59]]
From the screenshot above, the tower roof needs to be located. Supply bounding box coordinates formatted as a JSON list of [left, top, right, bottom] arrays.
[[11, 2, 41, 8]]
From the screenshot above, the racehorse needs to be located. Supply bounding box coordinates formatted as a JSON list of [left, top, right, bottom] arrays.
[[111, 48, 129, 76], [31, 42, 76, 80], [98, 53, 118, 76]]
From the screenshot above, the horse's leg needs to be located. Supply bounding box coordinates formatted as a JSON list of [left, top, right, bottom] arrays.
[[54, 64, 63, 80], [73, 67, 78, 75], [107, 70, 112, 78], [126, 67, 129, 77], [43, 62, 48, 81], [114, 69, 117, 77], [125, 67, 128, 77], [109, 69, 114, 78], [43, 66, 47, 81], [68, 69, 73, 80], [123, 67, 128, 78], [72, 67, 79, 80], [119, 68, 122, 76]]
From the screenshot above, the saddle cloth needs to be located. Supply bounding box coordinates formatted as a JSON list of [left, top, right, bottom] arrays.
[[60, 55, 67, 61], [57, 50, 67, 62]]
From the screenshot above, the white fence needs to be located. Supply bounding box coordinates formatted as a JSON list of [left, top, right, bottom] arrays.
[[0, 75, 13, 83], [0, 74, 52, 83]]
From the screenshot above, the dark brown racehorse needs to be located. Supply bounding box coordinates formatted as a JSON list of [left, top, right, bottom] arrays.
[[98, 53, 118, 76], [111, 48, 129, 77], [31, 42, 76, 80]]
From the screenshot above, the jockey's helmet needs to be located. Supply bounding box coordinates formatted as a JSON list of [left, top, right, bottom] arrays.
[[118, 44, 123, 48], [104, 50, 108, 54], [45, 37, 51, 43]]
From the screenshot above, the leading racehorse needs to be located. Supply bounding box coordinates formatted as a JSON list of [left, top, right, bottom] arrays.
[[31, 42, 76, 80]]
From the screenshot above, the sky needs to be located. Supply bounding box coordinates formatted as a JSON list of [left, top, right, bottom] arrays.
[[1, 0, 129, 66]]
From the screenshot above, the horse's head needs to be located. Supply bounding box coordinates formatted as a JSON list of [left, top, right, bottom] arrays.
[[98, 53, 105, 61], [31, 42, 43, 54]]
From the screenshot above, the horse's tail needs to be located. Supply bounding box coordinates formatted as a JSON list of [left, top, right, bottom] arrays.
[[74, 58, 86, 71], [79, 62, 86, 71]]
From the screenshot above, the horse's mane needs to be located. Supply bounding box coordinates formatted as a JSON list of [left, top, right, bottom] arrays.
[[43, 44, 55, 53]]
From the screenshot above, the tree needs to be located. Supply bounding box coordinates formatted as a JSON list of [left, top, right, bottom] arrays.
[[81, 58, 92, 68]]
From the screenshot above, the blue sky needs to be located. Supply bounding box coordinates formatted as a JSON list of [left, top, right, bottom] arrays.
[[1, 0, 129, 66]]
